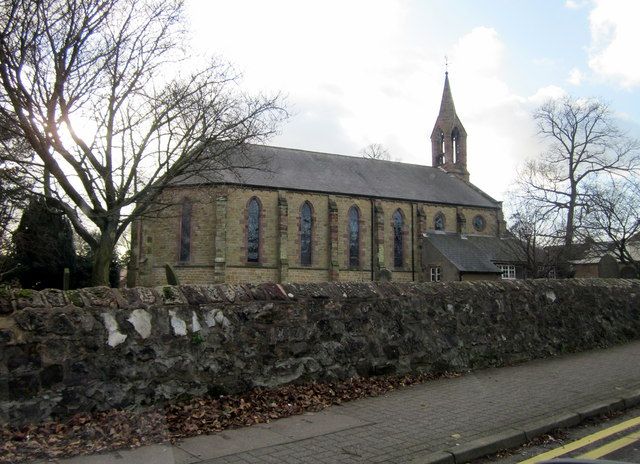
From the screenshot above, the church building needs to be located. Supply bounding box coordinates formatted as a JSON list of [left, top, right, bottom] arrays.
[[130, 74, 522, 286]]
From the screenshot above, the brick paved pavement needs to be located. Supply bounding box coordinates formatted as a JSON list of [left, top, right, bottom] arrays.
[[58, 341, 640, 464]]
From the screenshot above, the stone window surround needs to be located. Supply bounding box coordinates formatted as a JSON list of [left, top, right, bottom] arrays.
[[348, 204, 362, 269], [473, 214, 486, 232], [392, 208, 406, 269], [244, 196, 265, 265], [177, 197, 192, 264], [434, 211, 446, 231], [297, 200, 315, 267]]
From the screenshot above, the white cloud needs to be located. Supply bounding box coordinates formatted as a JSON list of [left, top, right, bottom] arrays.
[[450, 27, 511, 110], [567, 67, 584, 85], [186, 0, 413, 157], [442, 28, 544, 198], [184, 2, 552, 200], [529, 85, 567, 104], [588, 0, 640, 88], [565, 0, 587, 9]]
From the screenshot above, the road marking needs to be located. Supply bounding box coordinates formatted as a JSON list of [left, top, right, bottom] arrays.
[[517, 415, 640, 464], [578, 430, 640, 459]]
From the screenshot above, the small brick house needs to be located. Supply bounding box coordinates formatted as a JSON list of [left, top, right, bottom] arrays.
[[129, 73, 522, 285], [422, 233, 527, 282]]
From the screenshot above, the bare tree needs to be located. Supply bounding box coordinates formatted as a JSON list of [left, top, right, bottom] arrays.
[[507, 194, 564, 278], [0, 113, 33, 254], [515, 96, 639, 247], [360, 143, 390, 160], [582, 178, 640, 274], [0, 0, 287, 285]]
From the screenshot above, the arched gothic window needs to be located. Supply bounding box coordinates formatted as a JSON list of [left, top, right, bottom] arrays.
[[179, 198, 192, 262], [348, 206, 360, 267], [247, 197, 260, 263], [300, 202, 313, 266], [451, 127, 460, 164], [434, 212, 445, 231], [393, 209, 404, 268]]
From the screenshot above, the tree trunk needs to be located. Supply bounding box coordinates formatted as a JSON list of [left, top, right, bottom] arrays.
[[565, 209, 574, 246], [565, 186, 577, 246], [91, 223, 118, 287]]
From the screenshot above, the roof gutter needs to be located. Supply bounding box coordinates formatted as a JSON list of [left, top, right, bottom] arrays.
[[170, 183, 501, 211]]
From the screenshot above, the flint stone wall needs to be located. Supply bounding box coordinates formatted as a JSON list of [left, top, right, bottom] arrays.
[[1, 279, 639, 425]]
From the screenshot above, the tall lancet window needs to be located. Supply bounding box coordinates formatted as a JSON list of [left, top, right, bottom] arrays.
[[247, 197, 260, 263], [300, 202, 313, 266], [179, 198, 192, 262], [393, 209, 404, 268], [451, 127, 460, 164], [348, 206, 360, 267]]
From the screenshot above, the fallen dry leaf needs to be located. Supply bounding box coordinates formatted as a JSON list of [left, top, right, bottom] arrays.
[[0, 371, 461, 463]]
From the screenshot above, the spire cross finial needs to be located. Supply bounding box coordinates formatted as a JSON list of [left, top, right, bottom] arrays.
[[445, 55, 449, 75]]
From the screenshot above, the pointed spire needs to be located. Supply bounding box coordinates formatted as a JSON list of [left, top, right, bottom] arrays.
[[437, 71, 457, 119]]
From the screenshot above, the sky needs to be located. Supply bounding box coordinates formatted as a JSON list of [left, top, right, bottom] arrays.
[[184, 0, 640, 201]]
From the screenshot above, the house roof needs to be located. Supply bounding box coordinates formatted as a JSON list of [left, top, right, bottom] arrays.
[[466, 235, 528, 263], [424, 233, 503, 273], [172, 144, 500, 209], [546, 241, 615, 264]]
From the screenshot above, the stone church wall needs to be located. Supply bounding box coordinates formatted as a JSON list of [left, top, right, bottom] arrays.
[[1, 279, 639, 425], [132, 185, 501, 286], [335, 195, 372, 280], [285, 191, 331, 280], [225, 188, 280, 281]]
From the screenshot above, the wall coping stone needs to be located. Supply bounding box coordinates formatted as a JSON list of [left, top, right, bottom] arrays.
[[0, 278, 638, 315]]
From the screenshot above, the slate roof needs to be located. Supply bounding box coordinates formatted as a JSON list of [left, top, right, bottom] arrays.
[[466, 235, 528, 263], [424, 233, 526, 273], [172, 144, 500, 209], [424, 233, 502, 273]]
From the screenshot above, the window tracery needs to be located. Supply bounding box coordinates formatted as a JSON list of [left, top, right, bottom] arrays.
[[179, 199, 192, 262], [393, 209, 404, 267], [300, 201, 313, 266], [348, 206, 360, 267], [247, 197, 260, 263]]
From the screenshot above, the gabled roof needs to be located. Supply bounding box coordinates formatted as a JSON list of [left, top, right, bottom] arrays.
[[424, 233, 502, 273], [424, 233, 526, 273], [172, 144, 499, 209], [466, 235, 528, 263]]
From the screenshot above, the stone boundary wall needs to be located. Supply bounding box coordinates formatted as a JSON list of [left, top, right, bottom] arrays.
[[1, 279, 639, 425]]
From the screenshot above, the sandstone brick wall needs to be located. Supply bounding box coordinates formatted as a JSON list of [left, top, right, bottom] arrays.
[[133, 186, 220, 286], [421, 239, 461, 282], [132, 185, 501, 286], [336, 196, 372, 273], [574, 264, 600, 278], [227, 188, 279, 269], [1, 279, 639, 425]]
